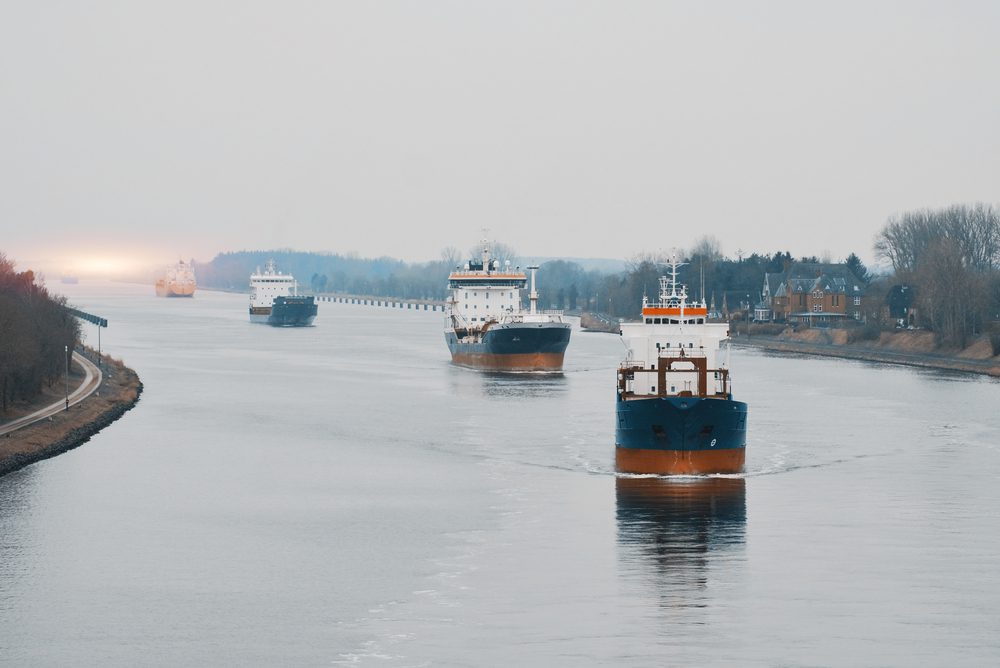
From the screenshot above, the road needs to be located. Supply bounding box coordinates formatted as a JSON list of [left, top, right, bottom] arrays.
[[0, 352, 104, 437]]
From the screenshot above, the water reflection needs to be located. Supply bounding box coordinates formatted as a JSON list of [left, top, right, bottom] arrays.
[[616, 476, 746, 608], [0, 467, 37, 604], [448, 366, 568, 399]]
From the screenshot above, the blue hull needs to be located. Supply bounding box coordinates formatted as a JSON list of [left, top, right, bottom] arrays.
[[446, 322, 570, 370], [616, 395, 747, 452], [267, 296, 317, 327]]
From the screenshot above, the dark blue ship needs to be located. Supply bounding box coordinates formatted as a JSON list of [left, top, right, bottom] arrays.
[[249, 260, 318, 327], [615, 261, 747, 475], [445, 242, 570, 371]]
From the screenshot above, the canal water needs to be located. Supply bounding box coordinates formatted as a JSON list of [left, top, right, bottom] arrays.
[[2, 281, 998, 666]]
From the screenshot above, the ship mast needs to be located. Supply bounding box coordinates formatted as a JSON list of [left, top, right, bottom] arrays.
[[527, 265, 539, 315]]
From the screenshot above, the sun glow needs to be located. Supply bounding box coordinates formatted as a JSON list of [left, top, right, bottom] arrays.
[[57, 249, 162, 278], [73, 256, 132, 275]]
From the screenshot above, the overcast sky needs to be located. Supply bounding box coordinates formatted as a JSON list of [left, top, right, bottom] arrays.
[[2, 1, 998, 274]]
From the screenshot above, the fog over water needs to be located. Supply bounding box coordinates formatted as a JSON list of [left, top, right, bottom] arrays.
[[1, 282, 998, 665]]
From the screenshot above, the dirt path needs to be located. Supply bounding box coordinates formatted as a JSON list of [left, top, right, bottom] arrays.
[[0, 351, 142, 477]]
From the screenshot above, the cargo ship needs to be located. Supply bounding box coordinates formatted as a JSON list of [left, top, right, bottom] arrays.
[[155, 260, 196, 297], [615, 259, 747, 474], [445, 241, 571, 371], [249, 260, 317, 326]]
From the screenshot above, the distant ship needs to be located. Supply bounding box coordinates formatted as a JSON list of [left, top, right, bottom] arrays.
[[60, 275, 79, 285], [249, 260, 317, 326], [615, 258, 747, 475], [155, 260, 196, 297], [444, 240, 571, 371]]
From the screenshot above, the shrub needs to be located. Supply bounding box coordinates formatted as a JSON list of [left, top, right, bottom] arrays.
[[847, 322, 882, 344]]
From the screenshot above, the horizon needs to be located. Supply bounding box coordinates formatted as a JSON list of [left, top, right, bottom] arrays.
[[9, 244, 886, 282]]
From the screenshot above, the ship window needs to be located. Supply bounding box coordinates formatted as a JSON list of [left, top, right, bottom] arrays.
[[651, 386, 655, 392], [645, 318, 652, 324], [688, 343, 693, 348], [465, 292, 468, 298], [665, 342, 670, 347], [654, 318, 661, 324]]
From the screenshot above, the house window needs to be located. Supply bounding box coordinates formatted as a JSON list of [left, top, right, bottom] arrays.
[[813, 304, 821, 312], [799, 295, 805, 306], [853, 296, 861, 306]]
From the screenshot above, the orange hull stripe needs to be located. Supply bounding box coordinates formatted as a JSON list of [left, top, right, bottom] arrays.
[[451, 352, 565, 371], [615, 447, 745, 475]]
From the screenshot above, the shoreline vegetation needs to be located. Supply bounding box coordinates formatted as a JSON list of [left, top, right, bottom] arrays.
[[736, 328, 1000, 378], [580, 316, 1000, 378], [0, 348, 142, 477]]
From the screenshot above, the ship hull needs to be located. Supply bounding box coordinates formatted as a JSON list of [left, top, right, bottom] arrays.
[[249, 296, 317, 326], [615, 395, 747, 475], [446, 322, 571, 371], [155, 282, 195, 297]]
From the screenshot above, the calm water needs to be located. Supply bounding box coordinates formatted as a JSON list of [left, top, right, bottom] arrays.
[[2, 281, 999, 666]]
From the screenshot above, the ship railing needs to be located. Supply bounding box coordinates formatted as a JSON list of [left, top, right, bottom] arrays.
[[655, 347, 708, 359]]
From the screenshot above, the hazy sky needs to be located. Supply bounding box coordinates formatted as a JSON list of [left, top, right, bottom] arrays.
[[2, 1, 998, 274]]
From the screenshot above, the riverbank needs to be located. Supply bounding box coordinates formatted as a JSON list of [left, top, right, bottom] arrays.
[[735, 328, 1000, 377], [0, 350, 142, 477]]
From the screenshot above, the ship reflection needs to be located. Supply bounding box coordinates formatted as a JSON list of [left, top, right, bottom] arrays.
[[448, 366, 568, 399], [616, 476, 746, 608]]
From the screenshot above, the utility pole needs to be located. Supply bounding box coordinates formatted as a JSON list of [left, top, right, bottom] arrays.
[[64, 345, 69, 410]]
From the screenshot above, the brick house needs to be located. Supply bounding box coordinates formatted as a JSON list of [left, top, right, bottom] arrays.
[[762, 263, 866, 324]]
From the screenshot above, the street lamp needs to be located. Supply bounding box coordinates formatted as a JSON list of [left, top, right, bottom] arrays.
[[64, 345, 69, 410], [746, 294, 751, 340]]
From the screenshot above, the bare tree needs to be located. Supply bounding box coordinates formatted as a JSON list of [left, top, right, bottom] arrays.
[[690, 235, 723, 262]]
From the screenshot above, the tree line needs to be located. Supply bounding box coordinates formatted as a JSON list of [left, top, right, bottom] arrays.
[[875, 202, 1000, 348], [0, 254, 80, 414], [194, 244, 873, 322]]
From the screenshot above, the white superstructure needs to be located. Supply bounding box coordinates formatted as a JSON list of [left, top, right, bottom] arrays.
[[249, 260, 298, 322], [445, 240, 563, 336], [619, 259, 732, 398]]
